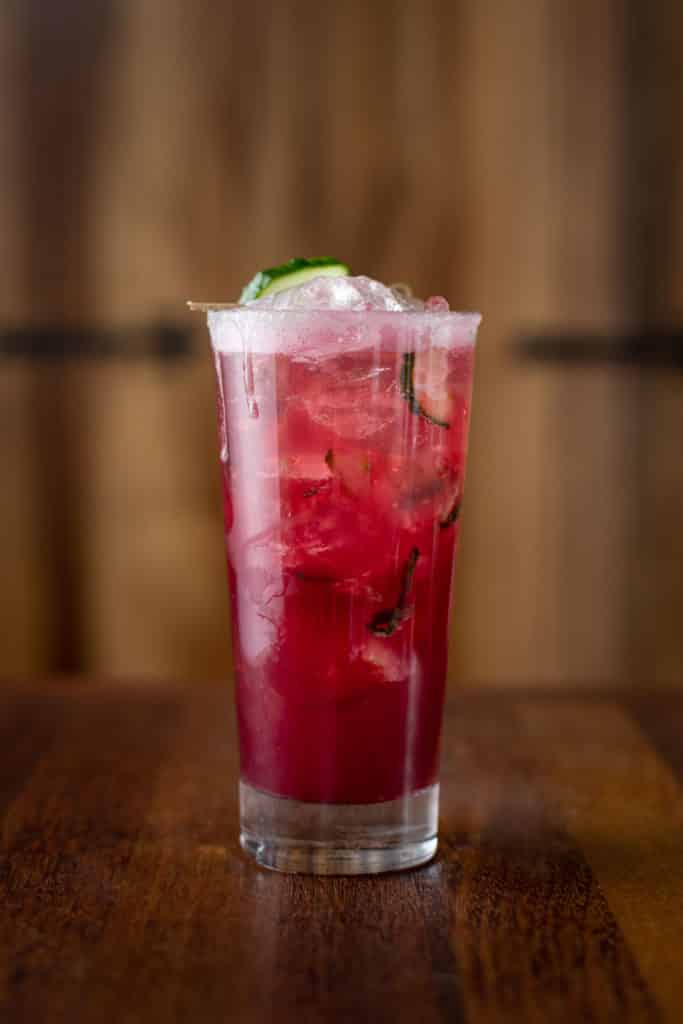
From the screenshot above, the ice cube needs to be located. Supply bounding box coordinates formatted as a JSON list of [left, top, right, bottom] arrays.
[[303, 387, 398, 440], [248, 275, 424, 312], [359, 638, 409, 683]]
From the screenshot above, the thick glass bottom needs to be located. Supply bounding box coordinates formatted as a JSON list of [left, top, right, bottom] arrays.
[[239, 780, 438, 875]]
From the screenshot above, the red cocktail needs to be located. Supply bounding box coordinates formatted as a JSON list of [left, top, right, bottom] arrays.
[[204, 273, 479, 873]]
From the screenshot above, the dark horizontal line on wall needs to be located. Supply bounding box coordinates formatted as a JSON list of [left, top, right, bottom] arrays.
[[515, 330, 683, 369], [0, 323, 193, 360], [6, 324, 682, 367]]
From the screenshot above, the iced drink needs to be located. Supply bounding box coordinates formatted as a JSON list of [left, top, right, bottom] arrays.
[[204, 272, 479, 873]]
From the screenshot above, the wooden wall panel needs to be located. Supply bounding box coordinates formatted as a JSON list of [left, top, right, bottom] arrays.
[[77, 358, 230, 679], [0, 7, 54, 672], [631, 0, 683, 686], [0, 0, 681, 685], [0, 366, 56, 673], [448, 0, 637, 685]]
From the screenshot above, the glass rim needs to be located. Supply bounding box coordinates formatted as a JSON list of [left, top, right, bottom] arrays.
[[189, 301, 481, 321]]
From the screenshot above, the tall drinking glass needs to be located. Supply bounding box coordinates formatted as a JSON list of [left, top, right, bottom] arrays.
[[206, 305, 479, 873]]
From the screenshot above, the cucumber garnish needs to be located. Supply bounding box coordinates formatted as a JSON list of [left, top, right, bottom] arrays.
[[400, 352, 451, 429], [240, 257, 350, 303], [368, 547, 420, 637]]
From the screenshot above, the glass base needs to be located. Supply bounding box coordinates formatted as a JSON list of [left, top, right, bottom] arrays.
[[239, 780, 438, 875]]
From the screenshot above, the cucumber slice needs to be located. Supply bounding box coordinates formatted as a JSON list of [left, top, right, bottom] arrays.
[[240, 257, 350, 303], [400, 351, 452, 429]]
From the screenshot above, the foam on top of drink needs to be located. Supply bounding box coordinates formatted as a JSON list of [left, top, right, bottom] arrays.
[[208, 275, 480, 357]]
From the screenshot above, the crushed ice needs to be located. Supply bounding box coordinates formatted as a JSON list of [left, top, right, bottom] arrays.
[[243, 274, 433, 312]]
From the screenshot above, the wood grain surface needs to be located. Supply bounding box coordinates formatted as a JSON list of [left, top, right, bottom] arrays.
[[1, 680, 682, 1023]]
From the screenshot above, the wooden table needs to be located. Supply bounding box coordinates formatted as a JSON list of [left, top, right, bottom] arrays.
[[1, 680, 682, 1023]]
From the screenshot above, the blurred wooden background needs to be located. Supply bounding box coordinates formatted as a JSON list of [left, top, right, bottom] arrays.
[[0, 0, 681, 687]]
